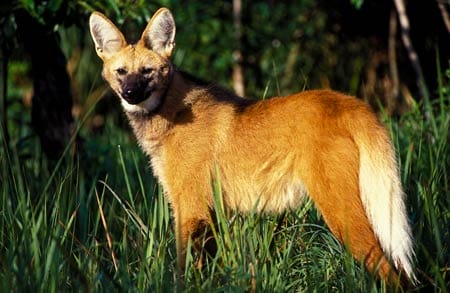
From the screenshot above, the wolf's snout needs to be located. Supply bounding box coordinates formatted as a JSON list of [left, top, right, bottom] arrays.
[[122, 87, 139, 99], [121, 77, 150, 105]]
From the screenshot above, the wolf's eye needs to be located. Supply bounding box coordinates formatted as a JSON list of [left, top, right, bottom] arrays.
[[116, 68, 127, 75], [141, 67, 154, 75]]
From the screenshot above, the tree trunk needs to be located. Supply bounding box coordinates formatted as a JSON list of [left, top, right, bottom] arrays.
[[387, 9, 399, 114], [392, 0, 429, 100], [16, 11, 74, 159], [233, 0, 245, 97], [0, 40, 9, 146]]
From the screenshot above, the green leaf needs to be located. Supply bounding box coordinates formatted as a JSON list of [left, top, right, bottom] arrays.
[[351, 0, 364, 9]]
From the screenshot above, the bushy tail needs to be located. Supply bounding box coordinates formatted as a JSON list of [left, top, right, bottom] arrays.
[[355, 121, 416, 282]]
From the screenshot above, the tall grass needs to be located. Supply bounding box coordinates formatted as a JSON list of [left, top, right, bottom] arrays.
[[0, 70, 449, 291]]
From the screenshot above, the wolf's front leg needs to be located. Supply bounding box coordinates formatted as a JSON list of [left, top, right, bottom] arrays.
[[170, 187, 215, 275]]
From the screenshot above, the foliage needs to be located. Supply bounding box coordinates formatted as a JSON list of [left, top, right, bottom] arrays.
[[3, 0, 373, 110]]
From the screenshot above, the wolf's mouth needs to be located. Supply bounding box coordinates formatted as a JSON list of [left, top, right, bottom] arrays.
[[121, 88, 152, 105]]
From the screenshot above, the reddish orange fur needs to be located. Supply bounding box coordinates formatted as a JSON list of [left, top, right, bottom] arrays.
[[90, 8, 415, 285]]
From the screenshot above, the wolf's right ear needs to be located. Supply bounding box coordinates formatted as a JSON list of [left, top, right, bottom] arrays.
[[89, 12, 126, 60]]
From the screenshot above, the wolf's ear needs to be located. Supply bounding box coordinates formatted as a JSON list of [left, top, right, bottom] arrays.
[[89, 12, 126, 60], [140, 8, 176, 58]]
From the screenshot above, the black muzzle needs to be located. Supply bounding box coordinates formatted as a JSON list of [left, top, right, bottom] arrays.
[[121, 74, 151, 105]]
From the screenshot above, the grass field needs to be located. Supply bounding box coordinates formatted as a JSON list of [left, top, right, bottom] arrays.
[[0, 69, 449, 292]]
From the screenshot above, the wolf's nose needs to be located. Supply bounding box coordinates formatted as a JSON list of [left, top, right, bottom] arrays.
[[123, 88, 134, 99], [122, 84, 148, 105]]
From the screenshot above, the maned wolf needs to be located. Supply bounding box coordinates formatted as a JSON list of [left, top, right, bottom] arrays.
[[89, 7, 415, 284]]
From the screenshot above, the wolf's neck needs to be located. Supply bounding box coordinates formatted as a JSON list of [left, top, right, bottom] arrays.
[[124, 69, 252, 154], [124, 70, 196, 152]]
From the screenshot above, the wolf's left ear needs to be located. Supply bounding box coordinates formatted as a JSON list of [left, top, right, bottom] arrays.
[[141, 8, 176, 58]]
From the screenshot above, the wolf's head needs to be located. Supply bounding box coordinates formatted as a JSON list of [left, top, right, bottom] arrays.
[[89, 8, 176, 113]]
